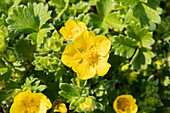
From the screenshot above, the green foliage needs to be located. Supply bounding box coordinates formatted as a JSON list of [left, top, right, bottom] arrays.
[[21, 76, 47, 92], [89, 0, 124, 32], [112, 22, 154, 70], [32, 53, 60, 72], [0, 58, 8, 75], [96, 0, 114, 17], [7, 2, 51, 34], [59, 83, 80, 99], [114, 0, 147, 7], [0, 0, 21, 16], [15, 38, 36, 61], [0, 0, 169, 113], [0, 26, 8, 52], [125, 0, 162, 31], [104, 12, 125, 31]]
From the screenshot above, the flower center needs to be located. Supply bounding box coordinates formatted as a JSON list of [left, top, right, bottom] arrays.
[[83, 49, 100, 66], [117, 97, 130, 111]]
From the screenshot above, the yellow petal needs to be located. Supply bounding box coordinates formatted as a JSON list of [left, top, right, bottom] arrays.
[[73, 61, 96, 80], [78, 22, 87, 31], [10, 102, 26, 113], [73, 31, 95, 51], [61, 44, 83, 67], [96, 54, 111, 76], [65, 19, 78, 28], [35, 93, 52, 110], [131, 104, 138, 113], [60, 27, 69, 40], [95, 35, 111, 56], [14, 89, 31, 102]]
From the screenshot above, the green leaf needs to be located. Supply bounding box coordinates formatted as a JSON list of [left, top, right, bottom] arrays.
[[125, 0, 162, 31], [0, 25, 8, 39], [7, 3, 51, 34], [88, 13, 109, 33], [45, 30, 63, 51], [27, 24, 54, 47], [96, 0, 114, 17], [0, 25, 8, 52], [0, 58, 8, 75], [48, 0, 65, 12], [104, 12, 124, 31], [32, 53, 60, 72], [0, 0, 21, 15], [126, 23, 154, 49], [114, 0, 147, 7], [130, 48, 154, 70], [89, 13, 103, 28], [50, 0, 69, 20], [15, 38, 36, 61], [0, 14, 7, 26], [112, 35, 137, 58], [112, 22, 155, 70], [59, 83, 80, 99], [0, 90, 9, 104]]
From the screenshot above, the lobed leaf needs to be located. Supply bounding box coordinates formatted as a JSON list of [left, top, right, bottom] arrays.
[[112, 35, 137, 58], [7, 3, 51, 34], [125, 0, 162, 31]]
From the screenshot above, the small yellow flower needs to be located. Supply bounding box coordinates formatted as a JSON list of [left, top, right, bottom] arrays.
[[53, 103, 67, 113], [0, 80, 4, 90], [60, 19, 87, 40], [10, 90, 52, 113], [61, 31, 111, 79], [113, 95, 138, 113]]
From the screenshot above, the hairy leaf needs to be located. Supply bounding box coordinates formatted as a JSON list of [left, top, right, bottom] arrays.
[[125, 0, 162, 31], [112, 35, 137, 58], [126, 23, 154, 49], [112, 22, 155, 70], [59, 83, 80, 99], [7, 3, 51, 34]]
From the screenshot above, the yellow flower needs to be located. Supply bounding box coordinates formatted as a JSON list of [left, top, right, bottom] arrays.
[[0, 80, 4, 90], [10, 90, 52, 113], [53, 103, 67, 113], [113, 95, 138, 113], [61, 31, 111, 79], [60, 19, 87, 40]]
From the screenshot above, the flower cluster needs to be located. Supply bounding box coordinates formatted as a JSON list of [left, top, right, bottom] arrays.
[[61, 20, 111, 80], [9, 20, 138, 113]]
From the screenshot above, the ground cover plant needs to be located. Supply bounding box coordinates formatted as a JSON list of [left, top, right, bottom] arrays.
[[0, 0, 170, 113]]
